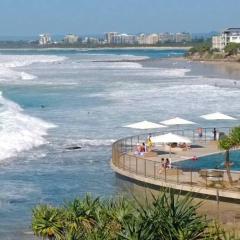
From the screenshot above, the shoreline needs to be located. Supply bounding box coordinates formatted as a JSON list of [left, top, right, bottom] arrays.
[[0, 46, 191, 51], [170, 56, 240, 72]]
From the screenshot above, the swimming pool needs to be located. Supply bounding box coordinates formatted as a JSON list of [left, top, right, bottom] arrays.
[[174, 150, 240, 171]]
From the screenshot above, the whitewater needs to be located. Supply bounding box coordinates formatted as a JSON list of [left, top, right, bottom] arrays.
[[0, 54, 65, 160]]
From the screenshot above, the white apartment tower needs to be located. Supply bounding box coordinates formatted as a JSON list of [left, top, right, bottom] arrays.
[[39, 34, 52, 45], [212, 28, 240, 51]]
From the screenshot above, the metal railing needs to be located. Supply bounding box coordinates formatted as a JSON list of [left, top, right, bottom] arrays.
[[112, 127, 240, 192]]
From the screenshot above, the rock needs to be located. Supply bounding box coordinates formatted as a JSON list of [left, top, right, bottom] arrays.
[[65, 146, 82, 150]]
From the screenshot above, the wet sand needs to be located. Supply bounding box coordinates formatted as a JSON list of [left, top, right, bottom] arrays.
[[170, 57, 240, 80]]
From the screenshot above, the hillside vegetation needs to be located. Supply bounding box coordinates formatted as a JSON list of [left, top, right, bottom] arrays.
[[187, 42, 240, 62]]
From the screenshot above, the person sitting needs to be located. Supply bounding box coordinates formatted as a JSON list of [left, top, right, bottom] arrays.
[[165, 158, 171, 168], [140, 142, 146, 153], [159, 158, 165, 173], [134, 143, 141, 155], [179, 142, 187, 148], [161, 158, 165, 168]]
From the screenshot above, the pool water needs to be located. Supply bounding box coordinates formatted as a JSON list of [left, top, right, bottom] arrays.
[[174, 150, 240, 171]]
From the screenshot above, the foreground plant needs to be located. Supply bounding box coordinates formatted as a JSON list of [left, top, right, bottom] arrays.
[[32, 190, 237, 240], [32, 204, 64, 240]]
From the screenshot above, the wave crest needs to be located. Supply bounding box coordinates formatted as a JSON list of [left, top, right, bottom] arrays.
[[0, 93, 56, 160]]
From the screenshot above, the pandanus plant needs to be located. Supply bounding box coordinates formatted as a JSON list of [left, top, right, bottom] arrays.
[[32, 204, 64, 240]]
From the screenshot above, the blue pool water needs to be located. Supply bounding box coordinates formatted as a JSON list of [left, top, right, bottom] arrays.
[[175, 150, 240, 171]]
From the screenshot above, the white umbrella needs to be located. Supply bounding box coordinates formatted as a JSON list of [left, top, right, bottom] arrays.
[[160, 117, 196, 126], [151, 133, 191, 143], [200, 112, 237, 120], [123, 120, 166, 130], [151, 133, 191, 158]]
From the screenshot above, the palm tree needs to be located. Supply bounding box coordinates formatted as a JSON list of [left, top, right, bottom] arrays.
[[32, 204, 64, 240]]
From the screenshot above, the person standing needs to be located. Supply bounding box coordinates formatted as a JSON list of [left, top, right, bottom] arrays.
[[213, 128, 217, 141], [197, 128, 203, 138], [146, 134, 153, 151]]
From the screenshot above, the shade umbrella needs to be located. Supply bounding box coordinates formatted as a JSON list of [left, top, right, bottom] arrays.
[[151, 133, 191, 144], [160, 117, 196, 126], [200, 112, 237, 120], [123, 120, 166, 130], [151, 133, 191, 158]]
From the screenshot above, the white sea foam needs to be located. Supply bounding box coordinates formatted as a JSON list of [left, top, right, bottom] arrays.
[[79, 53, 149, 61], [71, 61, 143, 70], [0, 55, 67, 68], [0, 93, 56, 160], [0, 55, 66, 82], [112, 67, 191, 77]]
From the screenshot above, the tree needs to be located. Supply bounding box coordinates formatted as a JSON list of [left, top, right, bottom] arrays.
[[219, 135, 234, 184], [219, 126, 240, 184], [224, 42, 240, 56]]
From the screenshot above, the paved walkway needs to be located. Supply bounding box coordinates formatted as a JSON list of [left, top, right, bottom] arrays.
[[112, 140, 240, 200]]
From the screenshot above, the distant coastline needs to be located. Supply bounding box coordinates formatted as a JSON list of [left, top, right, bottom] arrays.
[[0, 46, 191, 51]]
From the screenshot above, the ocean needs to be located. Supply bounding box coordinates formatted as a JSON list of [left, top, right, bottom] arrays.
[[0, 48, 239, 238]]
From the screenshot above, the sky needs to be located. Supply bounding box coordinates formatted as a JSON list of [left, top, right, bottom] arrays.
[[0, 0, 239, 37]]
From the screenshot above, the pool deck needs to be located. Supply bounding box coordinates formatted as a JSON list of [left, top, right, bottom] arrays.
[[111, 140, 240, 201]]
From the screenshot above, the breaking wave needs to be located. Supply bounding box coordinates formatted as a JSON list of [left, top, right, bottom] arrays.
[[0, 54, 66, 82], [0, 93, 56, 160]]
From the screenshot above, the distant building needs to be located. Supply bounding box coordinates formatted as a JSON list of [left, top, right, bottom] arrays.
[[212, 28, 240, 51], [63, 34, 79, 44], [39, 34, 52, 45], [212, 36, 224, 50], [137, 34, 146, 45], [111, 34, 137, 45], [105, 32, 118, 44], [82, 37, 99, 45], [158, 32, 175, 43], [175, 32, 191, 43], [144, 34, 159, 45], [136, 33, 159, 45]]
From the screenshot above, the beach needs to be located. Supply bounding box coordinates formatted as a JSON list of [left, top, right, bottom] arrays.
[[0, 48, 239, 238]]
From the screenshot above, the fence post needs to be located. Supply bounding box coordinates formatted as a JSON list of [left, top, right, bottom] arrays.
[[129, 155, 131, 171], [131, 137, 133, 152], [190, 169, 193, 186], [177, 168, 179, 183], [136, 157, 138, 174], [154, 162, 156, 179], [144, 159, 147, 177], [205, 128, 207, 143], [164, 167, 167, 182]]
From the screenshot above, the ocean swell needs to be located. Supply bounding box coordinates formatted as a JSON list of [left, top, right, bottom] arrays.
[[0, 93, 56, 161]]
